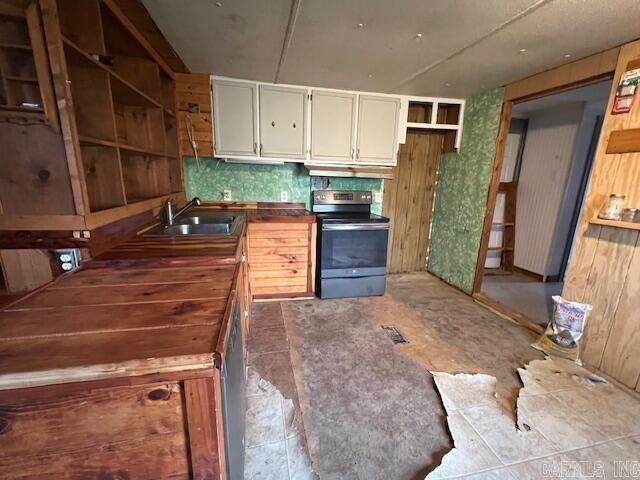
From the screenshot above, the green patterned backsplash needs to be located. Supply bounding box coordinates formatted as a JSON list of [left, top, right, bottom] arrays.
[[427, 87, 505, 294], [183, 157, 383, 213]]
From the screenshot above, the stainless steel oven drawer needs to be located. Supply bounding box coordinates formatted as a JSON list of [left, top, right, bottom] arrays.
[[319, 275, 386, 299]]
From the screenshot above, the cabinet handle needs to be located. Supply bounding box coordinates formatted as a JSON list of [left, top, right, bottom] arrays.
[[253, 142, 257, 154], [259, 144, 263, 155], [356, 148, 360, 159], [292, 122, 296, 128], [271, 121, 276, 127], [351, 148, 355, 159]]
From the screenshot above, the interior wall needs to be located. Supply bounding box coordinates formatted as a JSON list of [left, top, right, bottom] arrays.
[[383, 131, 444, 274], [562, 39, 640, 391], [548, 102, 603, 277], [0, 250, 53, 294], [427, 88, 505, 293], [182, 157, 383, 213], [514, 102, 584, 277]]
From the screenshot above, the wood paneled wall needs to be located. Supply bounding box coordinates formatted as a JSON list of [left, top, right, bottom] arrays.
[[175, 73, 213, 157], [0, 249, 53, 294], [562, 39, 640, 391], [504, 47, 619, 102], [383, 131, 443, 273]]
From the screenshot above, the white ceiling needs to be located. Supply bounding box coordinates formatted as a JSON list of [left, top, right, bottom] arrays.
[[143, 0, 640, 98]]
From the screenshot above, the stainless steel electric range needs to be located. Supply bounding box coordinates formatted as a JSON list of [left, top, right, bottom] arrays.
[[312, 190, 390, 299]]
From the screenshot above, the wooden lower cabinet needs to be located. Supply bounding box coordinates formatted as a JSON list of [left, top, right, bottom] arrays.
[[0, 378, 222, 479], [247, 222, 316, 300]]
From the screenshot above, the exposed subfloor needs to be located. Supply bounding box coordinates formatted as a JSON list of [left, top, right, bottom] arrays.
[[481, 272, 563, 327], [245, 272, 639, 479]]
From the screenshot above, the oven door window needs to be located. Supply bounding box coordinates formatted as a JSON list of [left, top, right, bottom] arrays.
[[321, 227, 388, 270]]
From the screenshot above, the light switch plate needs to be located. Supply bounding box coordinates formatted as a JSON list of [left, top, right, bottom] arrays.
[[281, 191, 289, 202], [223, 189, 232, 201], [374, 192, 383, 203]]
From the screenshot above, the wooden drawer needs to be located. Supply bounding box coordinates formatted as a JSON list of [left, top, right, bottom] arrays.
[[247, 222, 316, 300]]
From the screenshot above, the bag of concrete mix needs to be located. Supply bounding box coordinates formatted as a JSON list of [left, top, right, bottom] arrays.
[[532, 296, 591, 364]]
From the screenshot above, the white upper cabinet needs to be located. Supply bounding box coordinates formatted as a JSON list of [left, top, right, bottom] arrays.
[[356, 95, 400, 165], [212, 79, 258, 157], [259, 85, 307, 159], [310, 90, 356, 162], [210, 75, 463, 166]]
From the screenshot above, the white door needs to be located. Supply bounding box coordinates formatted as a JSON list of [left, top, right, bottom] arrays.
[[259, 85, 307, 159], [356, 95, 400, 165], [212, 79, 258, 156], [310, 90, 356, 162]]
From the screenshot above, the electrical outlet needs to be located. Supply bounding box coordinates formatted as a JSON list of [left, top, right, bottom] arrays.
[[280, 191, 289, 202], [223, 189, 232, 201], [374, 192, 383, 203]]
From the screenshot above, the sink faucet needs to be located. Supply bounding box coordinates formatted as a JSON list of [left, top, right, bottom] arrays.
[[165, 197, 201, 225]]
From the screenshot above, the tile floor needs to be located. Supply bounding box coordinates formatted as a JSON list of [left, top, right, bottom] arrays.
[[428, 358, 640, 479], [244, 303, 316, 480]]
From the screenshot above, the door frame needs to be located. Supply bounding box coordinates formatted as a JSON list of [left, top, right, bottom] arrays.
[[471, 48, 619, 328]]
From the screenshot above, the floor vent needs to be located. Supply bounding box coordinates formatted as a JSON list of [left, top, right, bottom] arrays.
[[382, 325, 408, 344]]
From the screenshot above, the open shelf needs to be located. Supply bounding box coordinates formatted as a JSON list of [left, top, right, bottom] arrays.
[[79, 135, 118, 148], [121, 152, 171, 203], [63, 37, 164, 110], [0, 15, 30, 46], [113, 103, 164, 153], [64, 42, 116, 141], [437, 103, 461, 125], [590, 217, 640, 231], [81, 144, 125, 211], [111, 55, 161, 102], [0, 43, 31, 51], [0, 9, 44, 117], [57, 0, 105, 55], [407, 101, 433, 124]]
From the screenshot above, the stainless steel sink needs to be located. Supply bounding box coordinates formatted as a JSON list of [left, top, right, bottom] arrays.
[[180, 215, 237, 225], [142, 214, 240, 237]]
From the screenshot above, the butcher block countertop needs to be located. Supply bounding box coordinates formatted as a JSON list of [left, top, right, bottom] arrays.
[[0, 202, 314, 390], [96, 202, 315, 263]]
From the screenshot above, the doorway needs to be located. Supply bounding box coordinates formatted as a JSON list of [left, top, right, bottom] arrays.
[[382, 130, 444, 273], [476, 80, 611, 327]]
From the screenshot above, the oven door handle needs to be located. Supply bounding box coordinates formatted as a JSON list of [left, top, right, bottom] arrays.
[[322, 223, 390, 231]]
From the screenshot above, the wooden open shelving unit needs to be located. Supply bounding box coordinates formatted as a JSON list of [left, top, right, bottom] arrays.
[[56, 0, 181, 215], [0, 0, 57, 126], [0, 0, 184, 236], [590, 217, 640, 231], [405, 97, 465, 152]]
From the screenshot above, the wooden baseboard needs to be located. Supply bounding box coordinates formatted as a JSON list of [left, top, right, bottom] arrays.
[[513, 266, 545, 282], [473, 292, 545, 335], [252, 291, 315, 302]]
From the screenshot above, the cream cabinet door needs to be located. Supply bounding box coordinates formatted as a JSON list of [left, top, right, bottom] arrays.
[[259, 85, 307, 159], [310, 90, 356, 162], [212, 79, 258, 156], [356, 95, 400, 165]]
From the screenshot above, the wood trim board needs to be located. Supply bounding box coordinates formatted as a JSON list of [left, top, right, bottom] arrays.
[[473, 101, 513, 294], [606, 128, 640, 154]]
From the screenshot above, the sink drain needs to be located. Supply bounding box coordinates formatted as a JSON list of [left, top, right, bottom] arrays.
[[382, 325, 408, 344]]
